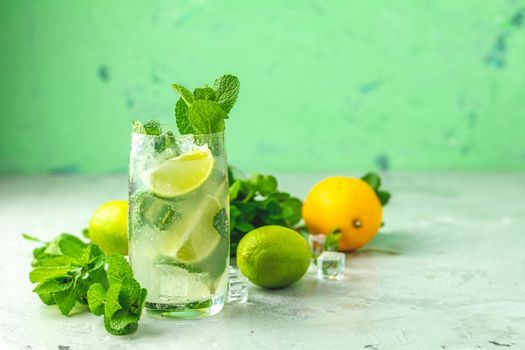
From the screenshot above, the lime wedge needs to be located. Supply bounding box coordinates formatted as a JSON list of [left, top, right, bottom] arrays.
[[175, 195, 222, 264], [143, 147, 214, 198], [159, 194, 223, 263]]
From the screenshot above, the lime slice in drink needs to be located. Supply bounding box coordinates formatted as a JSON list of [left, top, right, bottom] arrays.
[[143, 147, 214, 198], [174, 195, 222, 264], [160, 195, 223, 264]]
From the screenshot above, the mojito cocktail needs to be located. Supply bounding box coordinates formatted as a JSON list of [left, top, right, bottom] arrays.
[[129, 130, 229, 318]]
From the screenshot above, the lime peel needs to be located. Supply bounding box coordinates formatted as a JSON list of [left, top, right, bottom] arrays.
[[143, 147, 214, 198]]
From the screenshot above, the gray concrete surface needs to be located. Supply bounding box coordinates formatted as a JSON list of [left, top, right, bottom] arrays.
[[1, 173, 524, 349]]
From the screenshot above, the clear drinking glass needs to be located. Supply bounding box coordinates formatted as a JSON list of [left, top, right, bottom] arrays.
[[128, 128, 229, 319]]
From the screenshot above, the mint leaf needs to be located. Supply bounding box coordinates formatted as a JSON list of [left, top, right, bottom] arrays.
[[132, 120, 162, 136], [29, 266, 74, 283], [144, 120, 162, 135], [172, 83, 194, 105], [37, 291, 56, 305], [32, 255, 75, 267], [235, 221, 255, 233], [108, 310, 140, 330], [249, 174, 277, 196], [85, 244, 106, 272], [58, 235, 87, 260], [360, 172, 391, 208], [324, 229, 342, 252], [188, 100, 226, 134], [106, 255, 133, 286], [213, 75, 240, 114], [104, 316, 138, 336], [377, 190, 391, 206], [175, 98, 194, 134], [194, 87, 216, 101], [22, 233, 44, 242], [281, 197, 302, 225], [33, 255, 76, 268], [87, 283, 106, 316], [136, 288, 147, 312], [361, 172, 381, 190], [118, 278, 141, 310], [136, 121, 160, 135], [77, 265, 108, 304], [229, 180, 242, 200], [54, 286, 77, 316], [104, 284, 122, 319], [212, 208, 228, 238], [33, 277, 74, 294]]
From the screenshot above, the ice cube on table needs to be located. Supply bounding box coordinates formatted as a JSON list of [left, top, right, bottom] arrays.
[[227, 266, 248, 304], [317, 252, 345, 280]]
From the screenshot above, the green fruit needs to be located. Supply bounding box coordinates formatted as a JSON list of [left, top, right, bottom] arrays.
[[142, 148, 214, 198], [236, 225, 310, 289], [159, 195, 223, 265], [89, 200, 128, 255]]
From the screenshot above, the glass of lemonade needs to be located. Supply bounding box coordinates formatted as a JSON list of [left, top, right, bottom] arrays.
[[128, 128, 229, 319]]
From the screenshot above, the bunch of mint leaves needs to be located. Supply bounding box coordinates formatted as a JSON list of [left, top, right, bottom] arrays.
[[23, 233, 147, 336], [172, 74, 240, 135], [228, 167, 303, 255]]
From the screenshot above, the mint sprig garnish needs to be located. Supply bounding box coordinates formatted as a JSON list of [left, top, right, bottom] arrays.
[[188, 100, 226, 134], [133, 74, 240, 137], [193, 87, 216, 101], [175, 98, 192, 134], [172, 83, 194, 105], [213, 74, 240, 114], [172, 74, 240, 135], [24, 234, 147, 336]]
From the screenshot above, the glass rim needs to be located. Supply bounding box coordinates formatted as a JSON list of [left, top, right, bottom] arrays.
[[131, 127, 225, 139]]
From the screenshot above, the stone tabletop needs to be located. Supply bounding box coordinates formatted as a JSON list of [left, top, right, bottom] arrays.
[[1, 173, 524, 349]]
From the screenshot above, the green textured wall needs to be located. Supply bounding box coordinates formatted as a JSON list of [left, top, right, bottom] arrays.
[[1, 1, 524, 174]]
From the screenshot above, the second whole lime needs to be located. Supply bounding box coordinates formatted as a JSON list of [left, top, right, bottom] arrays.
[[236, 225, 311, 289], [89, 200, 129, 256]]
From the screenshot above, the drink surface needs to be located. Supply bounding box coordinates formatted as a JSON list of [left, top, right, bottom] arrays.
[[128, 132, 229, 309]]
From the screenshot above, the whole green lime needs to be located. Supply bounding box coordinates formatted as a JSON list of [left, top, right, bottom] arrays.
[[236, 225, 311, 289], [89, 200, 128, 255]]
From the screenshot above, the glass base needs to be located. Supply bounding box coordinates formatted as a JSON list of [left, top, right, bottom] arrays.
[[145, 294, 225, 319]]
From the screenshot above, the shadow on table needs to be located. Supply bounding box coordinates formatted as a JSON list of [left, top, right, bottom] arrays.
[[354, 230, 426, 256]]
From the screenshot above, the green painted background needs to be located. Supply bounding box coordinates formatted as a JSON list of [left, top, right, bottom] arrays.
[[1, 1, 524, 174]]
